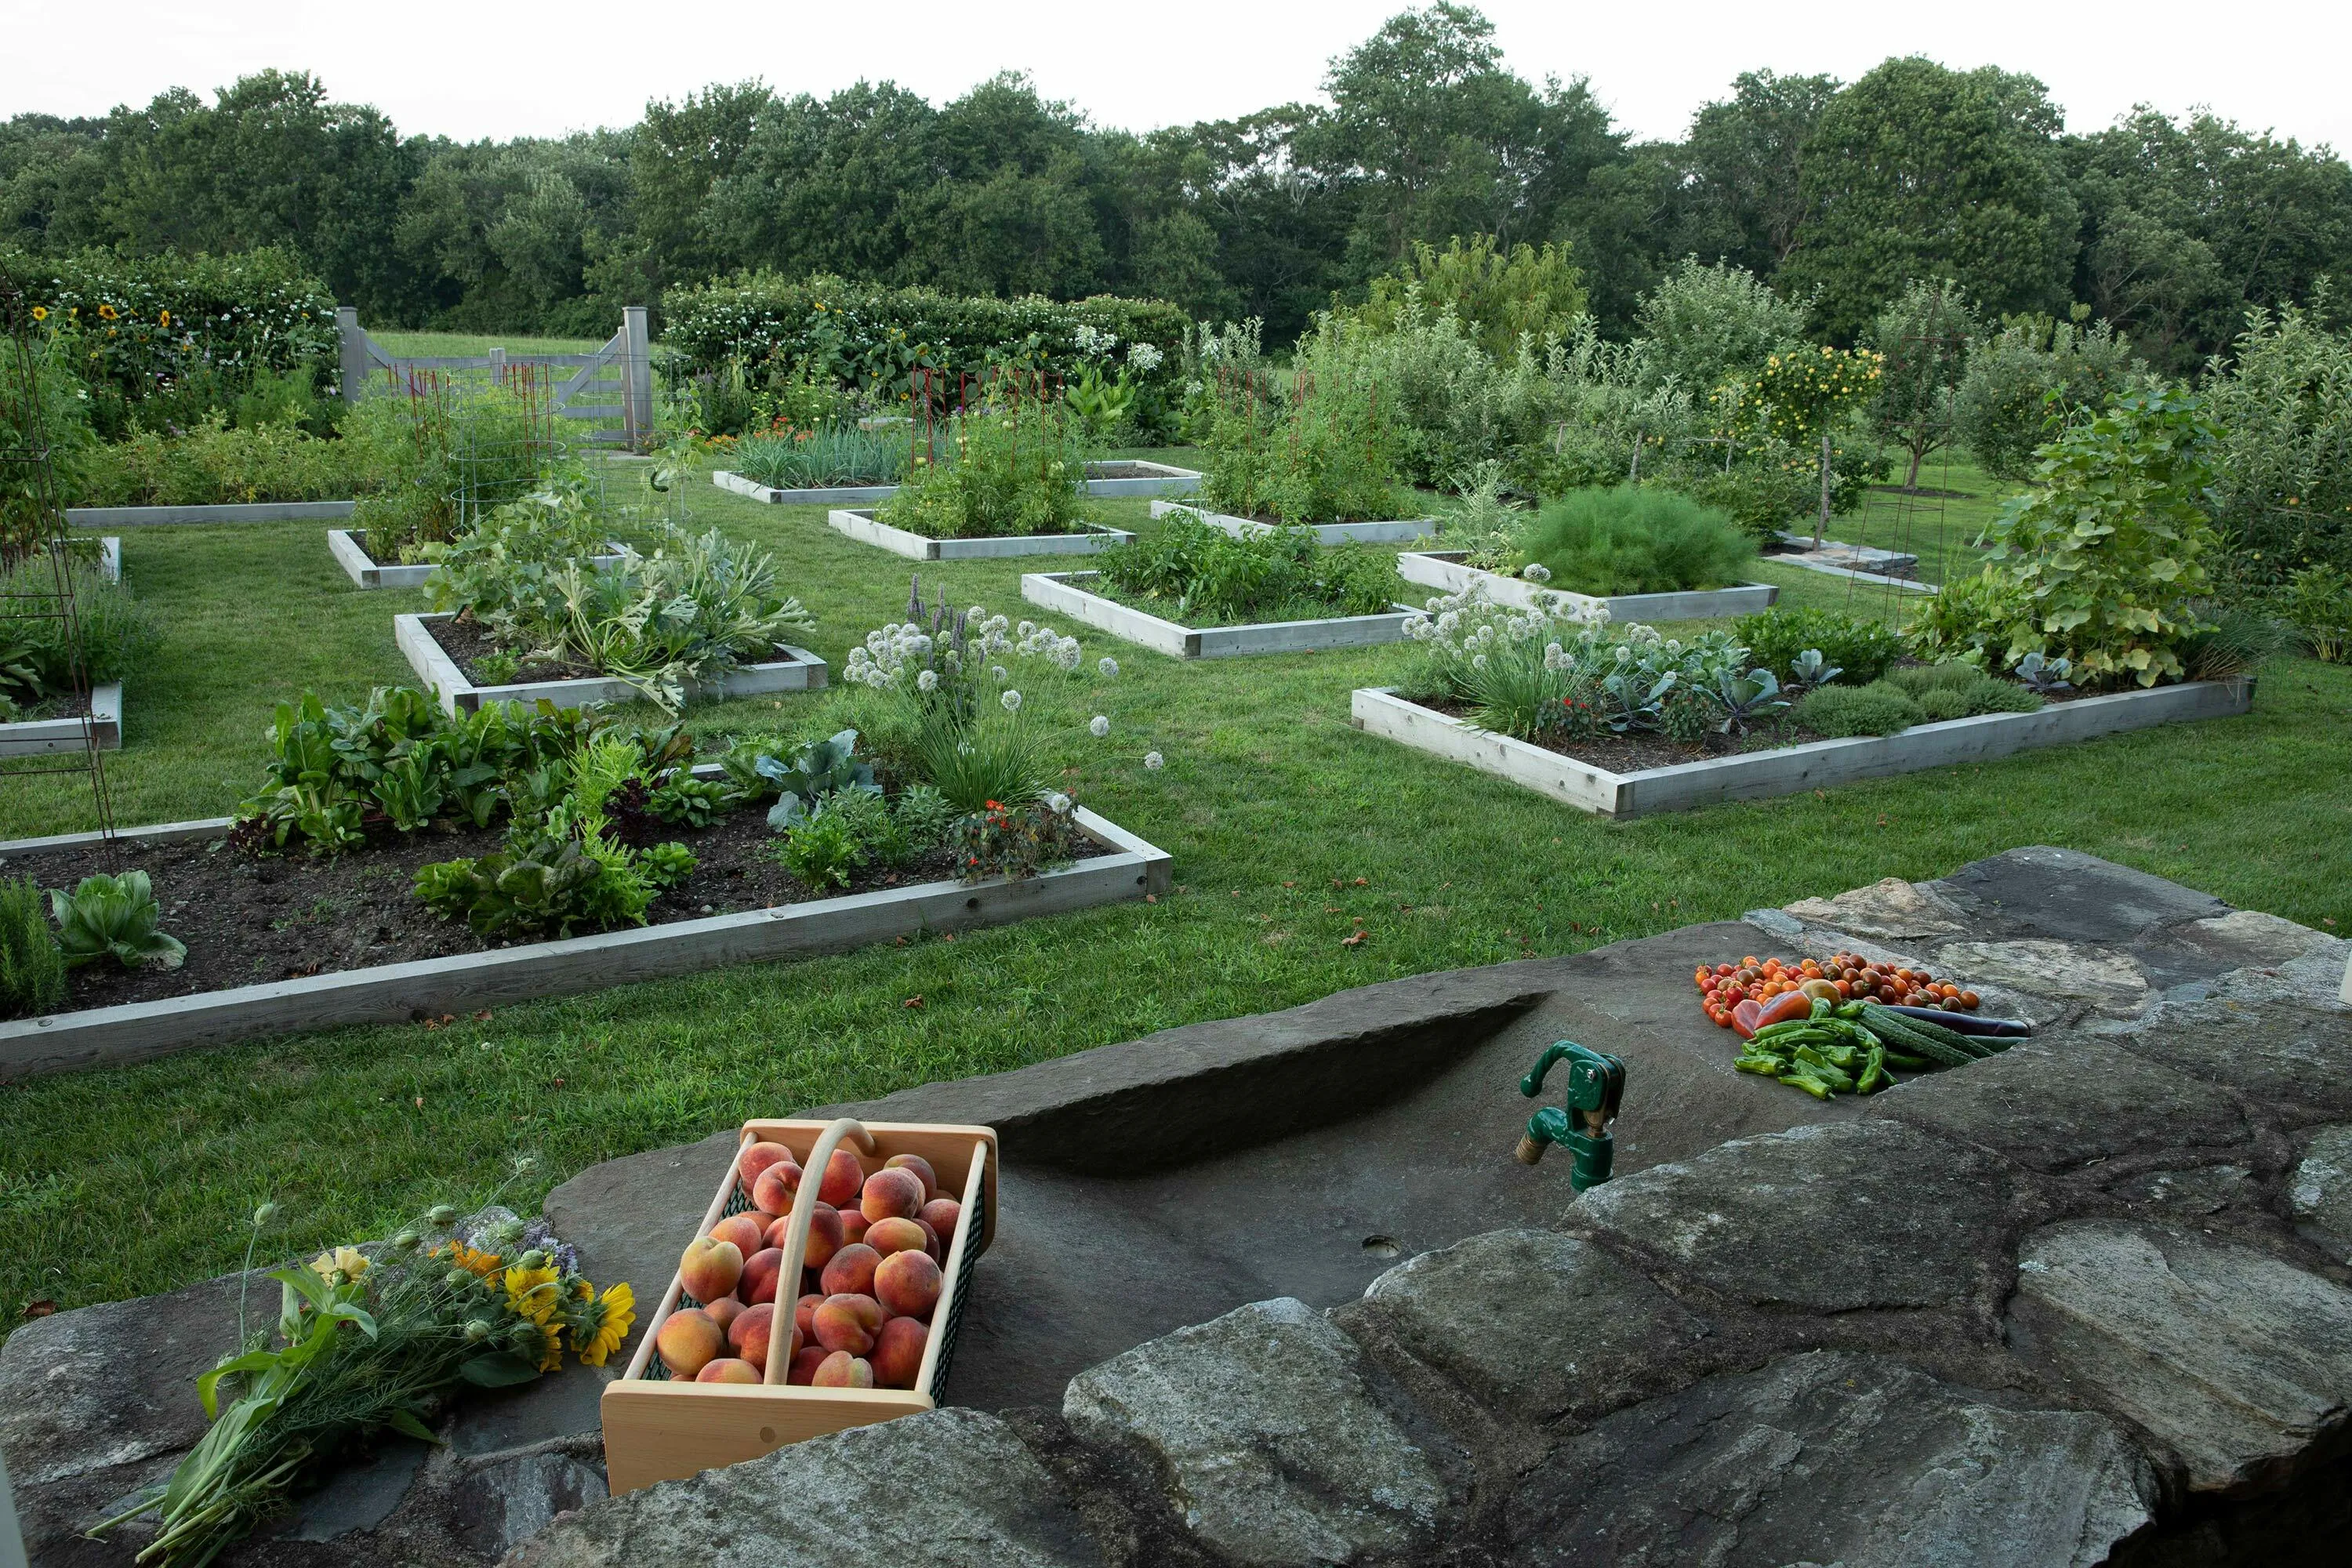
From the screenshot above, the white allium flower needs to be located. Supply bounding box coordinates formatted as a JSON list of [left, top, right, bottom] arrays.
[[1144, 750, 1163, 770], [1523, 562, 1552, 583], [1001, 688, 1023, 713], [1098, 657, 1119, 677], [1018, 620, 1036, 637], [1090, 714, 1110, 738], [992, 664, 1009, 681], [1436, 610, 1461, 636], [916, 668, 938, 691], [1615, 645, 1633, 663], [1472, 652, 1489, 670], [1046, 792, 1072, 815]]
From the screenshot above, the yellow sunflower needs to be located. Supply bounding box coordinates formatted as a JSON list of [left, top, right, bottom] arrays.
[[28, 306, 45, 321], [158, 310, 170, 328], [441, 1241, 503, 1278], [503, 1262, 562, 1327], [574, 1282, 636, 1367], [309, 1245, 370, 1283], [534, 1322, 564, 1373], [96, 302, 118, 321]]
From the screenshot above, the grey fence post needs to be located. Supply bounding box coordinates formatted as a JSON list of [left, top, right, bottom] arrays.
[[622, 306, 653, 449], [337, 306, 367, 403]]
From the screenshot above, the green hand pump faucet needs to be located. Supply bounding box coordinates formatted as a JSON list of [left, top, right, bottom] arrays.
[[1515, 1040, 1625, 1192]]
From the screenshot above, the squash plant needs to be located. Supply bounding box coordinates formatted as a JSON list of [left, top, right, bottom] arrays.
[[1980, 387, 2220, 688]]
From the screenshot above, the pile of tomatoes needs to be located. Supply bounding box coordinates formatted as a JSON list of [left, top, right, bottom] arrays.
[[1694, 952, 1981, 1030]]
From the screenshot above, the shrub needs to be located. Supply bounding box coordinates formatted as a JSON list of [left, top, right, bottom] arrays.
[[2277, 564, 2350, 662], [1632, 259, 1809, 397], [1792, 683, 1923, 736], [1955, 318, 2144, 479], [2202, 296, 2352, 584], [74, 417, 387, 509], [2180, 605, 2290, 681], [1715, 344, 1883, 449], [877, 392, 1092, 541], [1881, 662, 2042, 713], [1098, 514, 1399, 623], [1308, 303, 1563, 490], [0, 876, 65, 1018], [1519, 487, 1756, 596], [1973, 386, 2221, 686], [1733, 607, 1905, 685], [1352, 234, 1588, 362]]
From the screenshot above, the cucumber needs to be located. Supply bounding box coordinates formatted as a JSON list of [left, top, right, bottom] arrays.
[[1858, 1005, 1976, 1069]]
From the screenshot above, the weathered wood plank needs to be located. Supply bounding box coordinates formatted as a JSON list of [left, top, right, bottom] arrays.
[[0, 683, 122, 757], [1395, 551, 1778, 622], [394, 613, 826, 716], [827, 510, 1134, 561], [67, 501, 356, 527]]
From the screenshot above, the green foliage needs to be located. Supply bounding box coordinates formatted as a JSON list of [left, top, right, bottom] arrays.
[[2180, 606, 2289, 681], [756, 728, 880, 829], [1792, 682, 1924, 736], [645, 773, 727, 828], [890, 784, 956, 851], [1353, 234, 1587, 361], [1733, 607, 1904, 685], [913, 710, 1050, 815], [948, 797, 1085, 884], [1196, 327, 1407, 524], [1880, 661, 2042, 713], [877, 391, 1094, 540], [730, 424, 908, 489], [1434, 461, 1532, 572], [0, 558, 160, 707], [1955, 317, 2144, 480], [1717, 344, 1883, 448], [1901, 566, 2027, 667], [1305, 302, 1562, 490], [776, 808, 867, 890], [1975, 386, 2222, 686], [49, 869, 187, 971], [415, 830, 606, 936], [2201, 296, 2352, 583], [422, 470, 611, 621], [1518, 486, 1756, 595], [2278, 564, 2352, 662], [0, 327, 96, 559], [73, 417, 385, 510], [354, 383, 572, 561], [1865, 278, 1980, 489], [1632, 259, 1808, 396], [1098, 514, 1400, 624], [0, 875, 66, 1018]]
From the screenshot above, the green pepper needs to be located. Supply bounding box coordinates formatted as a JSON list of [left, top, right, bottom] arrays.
[[1733, 1054, 1785, 1076], [1856, 1043, 1887, 1094], [1791, 1045, 1856, 1091], [1780, 1069, 1835, 1100]]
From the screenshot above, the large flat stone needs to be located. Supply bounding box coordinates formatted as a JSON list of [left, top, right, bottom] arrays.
[[1930, 845, 2230, 942], [2291, 1126, 2352, 1261], [1569, 1120, 2016, 1314], [2009, 1221, 2352, 1493], [501, 1408, 1102, 1568], [1505, 1350, 2154, 1568], [2106, 997, 2352, 1124], [1868, 1033, 2252, 1174], [1932, 938, 2151, 1015], [1353, 1229, 1714, 1427], [1783, 877, 1970, 940], [1062, 1297, 1452, 1566]]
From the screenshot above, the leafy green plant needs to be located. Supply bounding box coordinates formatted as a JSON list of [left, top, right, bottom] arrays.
[[913, 710, 1051, 815], [0, 875, 66, 1018], [1792, 684, 1924, 737], [949, 797, 1086, 884], [0, 557, 161, 709], [1974, 386, 2222, 686], [1734, 607, 1904, 686], [646, 773, 727, 828], [777, 808, 868, 890], [891, 784, 956, 852], [1098, 514, 1400, 625], [1955, 317, 2145, 480], [757, 728, 880, 829], [1882, 662, 2042, 714], [879, 384, 1095, 540], [1519, 486, 1757, 596], [2180, 607, 2288, 681], [732, 424, 908, 489], [2201, 294, 2352, 584], [1196, 327, 1408, 524], [1352, 234, 1588, 362], [2013, 652, 2074, 695], [49, 870, 187, 971], [2278, 564, 2351, 662]]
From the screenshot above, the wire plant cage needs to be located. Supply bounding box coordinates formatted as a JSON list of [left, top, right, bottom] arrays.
[[0, 260, 115, 837]]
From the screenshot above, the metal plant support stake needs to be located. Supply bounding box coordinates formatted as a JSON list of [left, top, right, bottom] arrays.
[[0, 263, 115, 841]]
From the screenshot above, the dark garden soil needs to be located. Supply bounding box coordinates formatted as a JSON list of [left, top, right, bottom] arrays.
[[1418, 695, 1831, 771], [9, 805, 1062, 1014], [426, 614, 602, 684]]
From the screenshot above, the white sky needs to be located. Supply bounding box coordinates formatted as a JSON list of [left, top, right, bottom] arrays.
[[4, 0, 2347, 153]]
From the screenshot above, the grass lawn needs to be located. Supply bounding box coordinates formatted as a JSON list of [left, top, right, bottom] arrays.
[[5, 458, 2347, 1334]]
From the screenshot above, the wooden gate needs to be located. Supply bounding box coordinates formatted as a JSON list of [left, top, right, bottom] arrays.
[[336, 307, 655, 449]]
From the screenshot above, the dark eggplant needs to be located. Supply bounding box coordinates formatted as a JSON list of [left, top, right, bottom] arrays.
[[1883, 1004, 2031, 1037]]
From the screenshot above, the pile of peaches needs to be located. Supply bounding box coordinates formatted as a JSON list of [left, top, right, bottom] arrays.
[[652, 1142, 962, 1391]]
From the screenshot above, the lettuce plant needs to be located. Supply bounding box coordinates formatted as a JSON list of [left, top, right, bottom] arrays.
[[49, 871, 187, 971]]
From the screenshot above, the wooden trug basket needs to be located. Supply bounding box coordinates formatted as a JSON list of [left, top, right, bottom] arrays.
[[601, 1116, 998, 1494]]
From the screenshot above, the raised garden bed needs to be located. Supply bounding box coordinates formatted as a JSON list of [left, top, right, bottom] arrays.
[[1022, 570, 1412, 659], [329, 530, 629, 591], [826, 509, 1134, 562], [717, 462, 1198, 509], [0, 681, 121, 757], [1349, 680, 2255, 818], [603, 1116, 998, 1491], [1396, 550, 1779, 622], [396, 612, 827, 716], [65, 500, 356, 528], [0, 804, 1171, 1079], [1149, 499, 1436, 546], [1768, 532, 1934, 592]]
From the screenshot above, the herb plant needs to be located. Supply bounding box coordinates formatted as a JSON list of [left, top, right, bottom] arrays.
[[878, 386, 1094, 540], [0, 874, 66, 1017], [1517, 486, 1756, 596], [1097, 514, 1400, 625]]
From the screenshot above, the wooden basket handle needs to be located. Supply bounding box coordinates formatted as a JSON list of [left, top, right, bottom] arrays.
[[763, 1117, 874, 1384]]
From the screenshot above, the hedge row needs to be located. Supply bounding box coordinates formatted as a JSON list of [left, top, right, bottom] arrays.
[[660, 273, 1190, 401]]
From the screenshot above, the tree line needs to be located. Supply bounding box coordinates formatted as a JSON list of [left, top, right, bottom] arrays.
[[5, 3, 2347, 371]]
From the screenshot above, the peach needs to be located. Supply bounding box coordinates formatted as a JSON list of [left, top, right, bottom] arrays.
[[811, 1292, 884, 1356], [875, 1248, 942, 1321], [920, 1198, 960, 1243], [737, 1141, 797, 1196], [715, 1217, 767, 1261], [695, 1357, 760, 1385], [884, 1152, 938, 1196], [793, 1291, 826, 1340], [839, 1210, 869, 1246], [816, 1149, 865, 1207], [916, 1219, 942, 1261], [811, 1351, 873, 1388], [860, 1167, 925, 1224], [656, 1308, 724, 1379], [753, 1161, 802, 1215], [741, 1247, 784, 1305], [865, 1216, 927, 1258], [703, 1295, 745, 1334], [765, 1203, 843, 1271], [786, 1345, 829, 1385], [678, 1236, 744, 1305], [728, 1301, 777, 1370], [871, 1316, 927, 1389], [821, 1243, 880, 1298]]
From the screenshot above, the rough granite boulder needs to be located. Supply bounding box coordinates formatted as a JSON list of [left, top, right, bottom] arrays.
[[2291, 1126, 2352, 1261], [1506, 1350, 2154, 1568], [2103, 998, 2352, 1125], [2007, 1221, 2352, 1494], [503, 1408, 1104, 1568], [1062, 1298, 1455, 1567], [1567, 1120, 2016, 1316]]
